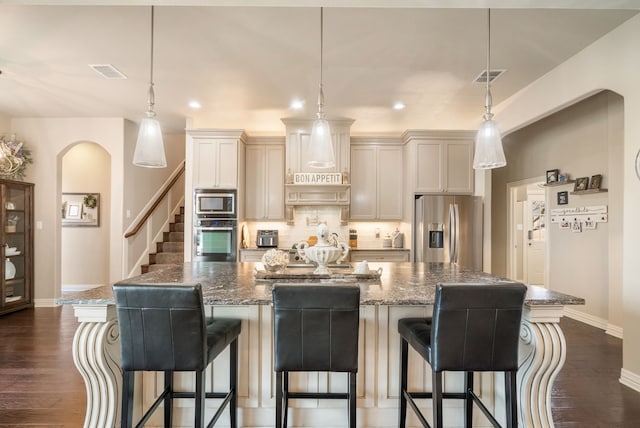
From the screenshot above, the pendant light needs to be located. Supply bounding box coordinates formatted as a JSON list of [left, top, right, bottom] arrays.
[[133, 6, 167, 168], [473, 9, 506, 170], [308, 7, 335, 169]]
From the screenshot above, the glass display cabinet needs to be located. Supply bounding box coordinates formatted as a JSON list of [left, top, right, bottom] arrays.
[[0, 179, 34, 316]]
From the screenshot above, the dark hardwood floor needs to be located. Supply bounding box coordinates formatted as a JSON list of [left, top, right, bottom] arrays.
[[1, 307, 639, 427]]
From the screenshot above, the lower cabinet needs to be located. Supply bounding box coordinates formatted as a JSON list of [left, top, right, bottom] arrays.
[[350, 249, 410, 262], [239, 249, 267, 262]]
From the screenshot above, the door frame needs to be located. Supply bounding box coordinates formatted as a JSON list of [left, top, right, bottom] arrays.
[[506, 176, 546, 283]]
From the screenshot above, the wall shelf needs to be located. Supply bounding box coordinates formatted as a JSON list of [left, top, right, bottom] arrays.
[[570, 188, 608, 195], [543, 180, 575, 187]]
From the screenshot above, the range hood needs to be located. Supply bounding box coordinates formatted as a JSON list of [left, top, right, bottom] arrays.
[[285, 183, 350, 206]]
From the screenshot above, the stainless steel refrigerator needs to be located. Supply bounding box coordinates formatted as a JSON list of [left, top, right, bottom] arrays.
[[413, 195, 483, 270]]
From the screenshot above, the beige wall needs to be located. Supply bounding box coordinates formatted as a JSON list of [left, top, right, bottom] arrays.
[[492, 92, 622, 327], [492, 13, 640, 383], [10, 117, 184, 304]]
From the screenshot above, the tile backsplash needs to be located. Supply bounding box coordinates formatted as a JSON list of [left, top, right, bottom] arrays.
[[244, 206, 409, 249]]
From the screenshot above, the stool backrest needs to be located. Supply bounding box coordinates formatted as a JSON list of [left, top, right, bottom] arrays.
[[431, 282, 527, 372], [272, 285, 360, 372], [113, 283, 207, 372]]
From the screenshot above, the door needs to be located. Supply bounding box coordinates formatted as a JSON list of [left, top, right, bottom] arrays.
[[524, 197, 545, 285]]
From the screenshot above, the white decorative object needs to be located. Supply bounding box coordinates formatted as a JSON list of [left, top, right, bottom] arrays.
[[261, 249, 289, 273], [5, 258, 15, 280], [296, 223, 349, 274], [353, 260, 369, 274]]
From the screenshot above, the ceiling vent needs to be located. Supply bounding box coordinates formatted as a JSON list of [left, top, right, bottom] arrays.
[[88, 64, 127, 80], [473, 69, 506, 84]]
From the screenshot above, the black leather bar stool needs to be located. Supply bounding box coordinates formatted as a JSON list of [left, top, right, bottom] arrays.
[[398, 282, 527, 428], [272, 284, 360, 428], [113, 283, 242, 428]]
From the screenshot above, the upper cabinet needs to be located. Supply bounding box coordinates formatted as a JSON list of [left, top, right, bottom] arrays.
[[350, 139, 403, 220], [403, 131, 474, 194], [245, 138, 285, 220], [192, 138, 239, 189]]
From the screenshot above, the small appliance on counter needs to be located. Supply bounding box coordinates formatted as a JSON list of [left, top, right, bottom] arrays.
[[257, 230, 278, 248]]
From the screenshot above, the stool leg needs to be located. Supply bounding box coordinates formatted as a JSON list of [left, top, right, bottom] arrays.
[[164, 371, 173, 427], [229, 339, 238, 428], [121, 371, 134, 428], [399, 338, 409, 428], [432, 371, 443, 428], [464, 371, 473, 428], [505, 371, 518, 428], [349, 371, 356, 428], [195, 370, 205, 428], [275, 371, 283, 428], [283, 372, 289, 428]]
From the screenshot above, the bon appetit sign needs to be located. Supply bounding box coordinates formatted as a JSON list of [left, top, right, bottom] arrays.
[[293, 172, 343, 185]]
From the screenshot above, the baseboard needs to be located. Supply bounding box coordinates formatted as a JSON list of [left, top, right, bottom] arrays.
[[562, 307, 623, 339], [620, 368, 640, 393], [34, 298, 58, 307]]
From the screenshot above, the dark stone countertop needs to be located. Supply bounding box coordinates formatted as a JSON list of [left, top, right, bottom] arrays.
[[55, 262, 585, 307]]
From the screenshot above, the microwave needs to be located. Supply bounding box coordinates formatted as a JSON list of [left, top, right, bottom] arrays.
[[194, 189, 236, 217]]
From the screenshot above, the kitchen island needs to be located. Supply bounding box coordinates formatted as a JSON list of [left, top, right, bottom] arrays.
[[58, 262, 584, 428]]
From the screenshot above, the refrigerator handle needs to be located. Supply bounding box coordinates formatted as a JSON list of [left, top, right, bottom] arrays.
[[453, 203, 460, 264], [448, 203, 456, 264]]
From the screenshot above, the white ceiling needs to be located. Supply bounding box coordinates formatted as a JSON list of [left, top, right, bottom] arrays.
[[0, 2, 637, 136]]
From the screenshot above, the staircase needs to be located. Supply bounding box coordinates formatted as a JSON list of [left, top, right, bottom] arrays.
[[141, 207, 185, 274]]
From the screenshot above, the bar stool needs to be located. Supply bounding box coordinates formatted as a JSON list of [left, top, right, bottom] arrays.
[[113, 283, 242, 428], [272, 284, 360, 428], [398, 282, 527, 428]]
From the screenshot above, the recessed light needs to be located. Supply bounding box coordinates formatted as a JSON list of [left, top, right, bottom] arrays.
[[393, 102, 405, 110], [188, 100, 202, 109], [290, 99, 304, 110]]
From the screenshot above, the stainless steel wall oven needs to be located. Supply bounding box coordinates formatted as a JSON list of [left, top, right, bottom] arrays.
[[193, 189, 237, 261]]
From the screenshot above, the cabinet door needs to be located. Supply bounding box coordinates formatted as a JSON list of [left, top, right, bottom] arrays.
[[193, 139, 218, 188], [445, 141, 474, 194], [415, 142, 444, 193], [245, 146, 266, 220], [245, 145, 284, 220], [264, 145, 284, 219], [217, 140, 238, 189], [350, 146, 377, 220], [1, 181, 33, 315], [377, 146, 403, 220]]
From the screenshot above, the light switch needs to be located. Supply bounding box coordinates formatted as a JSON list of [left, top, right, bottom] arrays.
[[36, 221, 43, 230], [126, 210, 131, 218]]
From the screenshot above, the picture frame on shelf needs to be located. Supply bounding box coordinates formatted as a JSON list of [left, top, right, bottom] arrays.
[[62, 192, 100, 227], [590, 174, 602, 190], [557, 191, 569, 205], [65, 202, 82, 220], [546, 169, 559, 184], [574, 177, 589, 192]]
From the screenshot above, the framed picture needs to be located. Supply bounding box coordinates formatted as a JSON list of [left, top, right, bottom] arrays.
[[65, 202, 82, 219], [546, 169, 559, 184], [574, 177, 589, 192], [557, 191, 569, 205], [62, 192, 100, 227], [590, 174, 602, 190]]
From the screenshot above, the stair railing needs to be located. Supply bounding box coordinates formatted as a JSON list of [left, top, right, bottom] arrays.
[[123, 161, 185, 277]]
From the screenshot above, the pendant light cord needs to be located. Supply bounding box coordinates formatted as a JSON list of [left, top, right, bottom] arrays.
[[484, 8, 493, 120], [146, 6, 156, 117], [317, 7, 325, 119]]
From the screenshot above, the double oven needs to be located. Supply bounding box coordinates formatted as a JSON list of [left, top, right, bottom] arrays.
[[193, 189, 237, 261]]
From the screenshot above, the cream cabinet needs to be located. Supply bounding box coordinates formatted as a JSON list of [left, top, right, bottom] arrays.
[[193, 138, 239, 189], [245, 141, 285, 220], [350, 141, 403, 220], [239, 249, 267, 262], [404, 131, 474, 194], [350, 249, 410, 262]]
